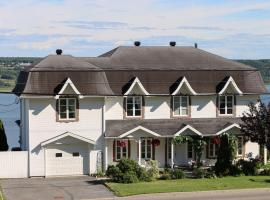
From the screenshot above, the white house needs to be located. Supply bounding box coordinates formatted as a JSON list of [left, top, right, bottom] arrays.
[[12, 44, 267, 177]]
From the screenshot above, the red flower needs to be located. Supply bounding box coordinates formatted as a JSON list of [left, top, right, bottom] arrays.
[[152, 139, 160, 147], [212, 136, 220, 145], [117, 140, 128, 147]]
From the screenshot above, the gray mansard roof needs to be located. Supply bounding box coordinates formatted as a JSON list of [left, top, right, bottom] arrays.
[[105, 118, 242, 138], [13, 46, 267, 96]]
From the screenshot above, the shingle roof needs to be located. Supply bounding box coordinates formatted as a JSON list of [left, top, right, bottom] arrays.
[[105, 118, 242, 137], [13, 46, 267, 96]]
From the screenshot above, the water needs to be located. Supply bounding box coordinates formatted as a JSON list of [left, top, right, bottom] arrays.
[[0, 94, 20, 149], [0, 85, 270, 150]]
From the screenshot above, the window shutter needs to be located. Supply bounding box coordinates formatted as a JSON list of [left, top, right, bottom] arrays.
[[216, 95, 219, 117], [123, 97, 126, 118], [152, 141, 155, 160], [233, 95, 237, 116], [113, 140, 116, 162], [56, 99, 59, 121], [206, 139, 210, 159], [128, 140, 131, 158]]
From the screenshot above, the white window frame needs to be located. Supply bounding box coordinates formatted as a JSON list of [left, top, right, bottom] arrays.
[[219, 95, 234, 116], [237, 136, 244, 156], [208, 139, 219, 158], [58, 98, 76, 120], [115, 139, 129, 161], [173, 96, 189, 117], [126, 96, 142, 117], [141, 138, 152, 160]]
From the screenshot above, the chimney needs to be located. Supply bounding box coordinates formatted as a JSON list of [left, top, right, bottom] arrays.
[[134, 41, 141, 46], [170, 41, 176, 47], [56, 49, 63, 55], [194, 43, 198, 48]]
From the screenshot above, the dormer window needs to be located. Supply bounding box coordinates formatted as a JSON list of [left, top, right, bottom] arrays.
[[126, 96, 142, 117], [219, 95, 233, 115], [173, 96, 189, 116], [59, 98, 76, 120]]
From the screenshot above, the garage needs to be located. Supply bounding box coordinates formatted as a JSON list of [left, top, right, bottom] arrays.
[[41, 132, 95, 177]]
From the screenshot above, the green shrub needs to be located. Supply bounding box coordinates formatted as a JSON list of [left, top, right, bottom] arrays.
[[237, 159, 259, 176], [159, 173, 171, 180], [122, 171, 139, 183], [260, 168, 270, 175], [229, 165, 243, 176], [146, 160, 159, 179], [205, 170, 217, 179], [171, 169, 185, 179], [193, 167, 207, 178], [106, 165, 122, 182], [136, 167, 151, 182]]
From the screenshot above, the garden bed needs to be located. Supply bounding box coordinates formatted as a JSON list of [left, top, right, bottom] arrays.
[[106, 176, 270, 197]]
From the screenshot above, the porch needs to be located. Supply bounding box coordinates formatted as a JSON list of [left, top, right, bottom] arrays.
[[104, 118, 248, 170]]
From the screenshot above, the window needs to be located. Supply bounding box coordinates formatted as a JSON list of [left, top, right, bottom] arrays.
[[187, 141, 193, 159], [167, 138, 172, 159], [72, 152, 80, 157], [237, 136, 244, 156], [173, 96, 189, 116], [219, 95, 233, 115], [55, 153, 62, 157], [141, 138, 152, 160], [126, 96, 142, 117], [115, 140, 129, 161], [208, 139, 219, 158], [59, 98, 76, 120]]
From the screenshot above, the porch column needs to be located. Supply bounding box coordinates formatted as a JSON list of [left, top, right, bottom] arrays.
[[138, 138, 141, 165], [104, 139, 108, 171], [171, 139, 174, 169], [264, 145, 268, 165]]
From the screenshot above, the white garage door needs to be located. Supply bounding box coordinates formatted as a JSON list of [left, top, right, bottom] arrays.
[[46, 143, 89, 176]]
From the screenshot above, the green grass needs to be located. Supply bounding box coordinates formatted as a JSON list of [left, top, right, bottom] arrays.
[[106, 176, 270, 197], [0, 87, 13, 93]]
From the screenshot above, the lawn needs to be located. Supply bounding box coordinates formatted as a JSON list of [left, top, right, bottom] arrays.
[[106, 176, 270, 197]]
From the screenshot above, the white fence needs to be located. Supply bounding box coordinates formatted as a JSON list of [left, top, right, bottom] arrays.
[[0, 151, 28, 178]]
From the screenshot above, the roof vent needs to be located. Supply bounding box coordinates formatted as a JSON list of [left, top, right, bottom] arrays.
[[56, 49, 63, 55], [170, 41, 176, 47], [134, 41, 141, 46], [194, 43, 198, 48]]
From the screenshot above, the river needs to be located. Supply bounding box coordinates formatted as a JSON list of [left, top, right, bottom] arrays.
[[0, 85, 270, 149]]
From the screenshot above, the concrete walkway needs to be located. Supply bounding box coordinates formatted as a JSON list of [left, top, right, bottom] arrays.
[[1, 176, 114, 200]]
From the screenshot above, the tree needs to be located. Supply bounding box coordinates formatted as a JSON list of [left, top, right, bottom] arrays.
[[0, 119, 8, 151], [215, 134, 237, 176], [240, 101, 270, 150]]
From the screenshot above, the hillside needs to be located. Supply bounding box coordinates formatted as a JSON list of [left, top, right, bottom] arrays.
[[0, 58, 270, 92]]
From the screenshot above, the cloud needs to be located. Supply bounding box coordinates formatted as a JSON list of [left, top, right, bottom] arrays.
[[177, 26, 228, 31]]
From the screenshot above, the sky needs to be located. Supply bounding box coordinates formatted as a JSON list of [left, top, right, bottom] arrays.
[[0, 0, 269, 59]]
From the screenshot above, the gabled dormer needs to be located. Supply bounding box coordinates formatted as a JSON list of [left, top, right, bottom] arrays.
[[171, 77, 197, 95], [124, 77, 149, 96], [55, 78, 83, 99], [218, 76, 243, 95]]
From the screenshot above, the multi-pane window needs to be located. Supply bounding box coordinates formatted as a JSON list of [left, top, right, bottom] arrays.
[[187, 141, 193, 159], [237, 136, 244, 156], [173, 96, 189, 116], [219, 95, 233, 115], [59, 98, 76, 120], [141, 138, 152, 160], [115, 140, 129, 161], [126, 96, 142, 117], [208, 139, 219, 158]]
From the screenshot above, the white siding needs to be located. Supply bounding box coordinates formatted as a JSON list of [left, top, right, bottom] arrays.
[[28, 97, 104, 176], [105, 97, 123, 120], [191, 96, 217, 118], [0, 151, 28, 178], [144, 97, 170, 119], [245, 141, 260, 158], [236, 95, 259, 117]]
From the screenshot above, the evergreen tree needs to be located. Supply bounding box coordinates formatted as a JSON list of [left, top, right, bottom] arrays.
[[0, 119, 9, 151]]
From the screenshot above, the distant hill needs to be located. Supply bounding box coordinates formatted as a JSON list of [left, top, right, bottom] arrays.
[[0, 57, 270, 92], [236, 59, 270, 83]]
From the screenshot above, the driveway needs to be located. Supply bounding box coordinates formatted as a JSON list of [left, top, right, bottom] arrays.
[[1, 176, 114, 200]]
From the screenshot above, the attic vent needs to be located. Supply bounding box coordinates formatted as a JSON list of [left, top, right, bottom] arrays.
[[194, 43, 198, 48], [170, 41, 176, 46], [56, 49, 63, 55], [134, 41, 141, 46]]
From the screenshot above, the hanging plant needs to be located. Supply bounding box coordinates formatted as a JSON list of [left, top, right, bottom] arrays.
[[152, 139, 160, 147], [212, 136, 221, 145], [173, 135, 192, 145], [117, 140, 128, 147]]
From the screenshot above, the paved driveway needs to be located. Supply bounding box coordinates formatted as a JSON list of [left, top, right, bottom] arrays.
[[1, 176, 114, 200]]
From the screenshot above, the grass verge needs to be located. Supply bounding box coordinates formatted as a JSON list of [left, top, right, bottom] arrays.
[[106, 176, 270, 197]]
